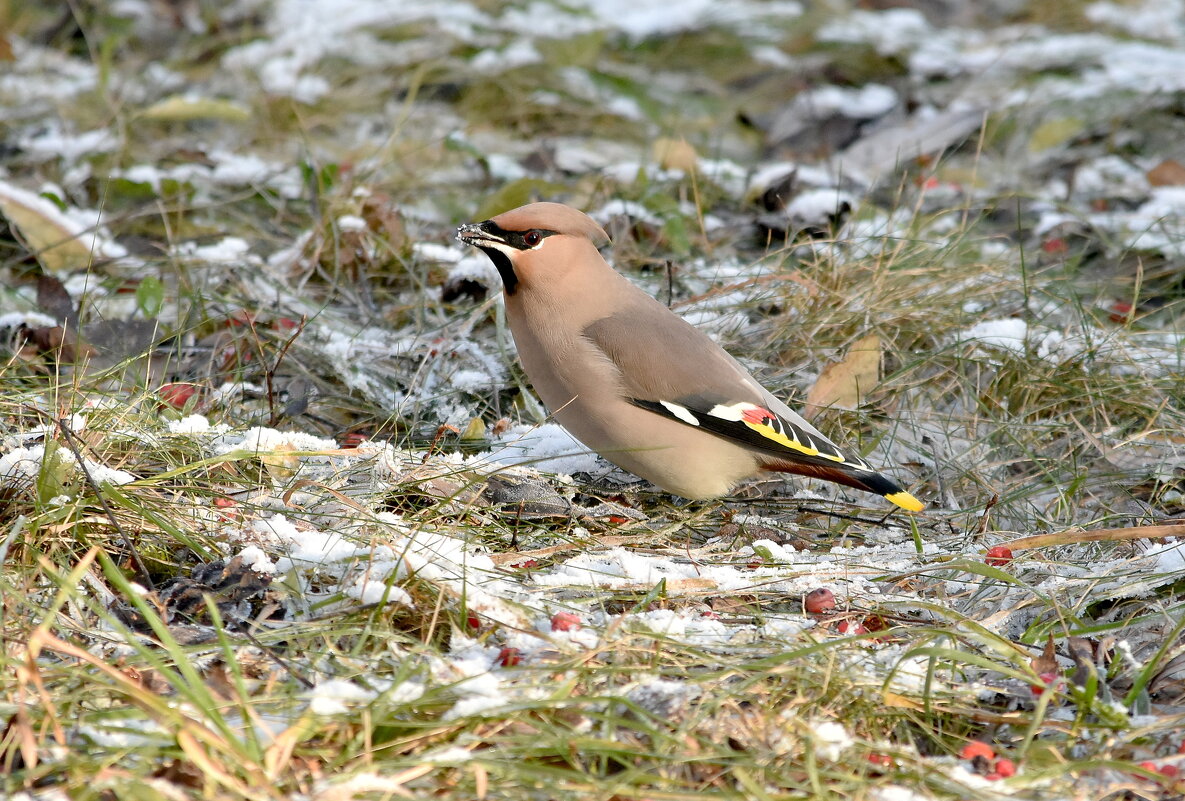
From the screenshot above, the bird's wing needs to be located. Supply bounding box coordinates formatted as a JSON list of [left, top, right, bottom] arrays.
[[582, 306, 923, 512], [627, 393, 923, 511], [581, 306, 866, 472]]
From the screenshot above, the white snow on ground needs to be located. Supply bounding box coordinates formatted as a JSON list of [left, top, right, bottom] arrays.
[[336, 214, 367, 232], [958, 318, 1030, 354], [250, 513, 364, 571], [4, 1, 1185, 793], [0, 180, 128, 262], [114, 151, 304, 199], [1086, 0, 1185, 41], [166, 414, 227, 435], [17, 125, 118, 164], [216, 427, 339, 455], [817, 8, 932, 55], [469, 38, 542, 72], [344, 574, 414, 606], [0, 444, 137, 488], [812, 721, 854, 761], [446, 255, 501, 291], [957, 318, 1185, 375], [482, 423, 614, 479], [1147, 540, 1185, 574], [174, 236, 255, 264], [215, 0, 802, 103], [784, 188, 857, 225], [307, 679, 379, 716], [0, 311, 60, 330], [235, 545, 277, 574], [562, 0, 803, 40], [591, 199, 663, 227], [0, 36, 99, 107], [414, 242, 465, 263], [872, 786, 930, 801], [784, 83, 899, 121]]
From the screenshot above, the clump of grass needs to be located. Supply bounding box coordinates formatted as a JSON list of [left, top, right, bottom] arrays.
[[4, 3, 1185, 799]]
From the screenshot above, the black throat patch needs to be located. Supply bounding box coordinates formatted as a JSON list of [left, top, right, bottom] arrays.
[[467, 222, 558, 296], [479, 246, 518, 295]]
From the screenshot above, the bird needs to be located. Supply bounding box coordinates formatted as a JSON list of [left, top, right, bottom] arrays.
[[456, 201, 923, 512]]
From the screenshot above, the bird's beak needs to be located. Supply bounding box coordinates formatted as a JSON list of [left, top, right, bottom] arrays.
[[456, 221, 505, 247], [456, 219, 520, 294]]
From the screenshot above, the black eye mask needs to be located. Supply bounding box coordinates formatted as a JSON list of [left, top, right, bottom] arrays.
[[456, 222, 558, 295]]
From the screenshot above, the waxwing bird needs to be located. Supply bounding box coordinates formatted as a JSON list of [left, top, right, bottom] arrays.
[[456, 201, 923, 512]]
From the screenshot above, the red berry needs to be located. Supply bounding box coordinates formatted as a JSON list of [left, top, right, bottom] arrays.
[[213, 496, 239, 520], [157, 383, 198, 409], [1041, 237, 1069, 254], [867, 753, 893, 768], [606, 515, 629, 524], [496, 647, 521, 667], [1139, 761, 1159, 774], [1108, 301, 1134, 323], [340, 432, 369, 448], [863, 615, 890, 633], [960, 742, 995, 761], [1031, 671, 1059, 696], [984, 546, 1013, 567], [466, 613, 481, 633], [550, 612, 582, 632], [1159, 765, 1179, 778], [837, 620, 868, 636], [226, 310, 256, 328], [804, 588, 836, 614], [995, 758, 1016, 778]]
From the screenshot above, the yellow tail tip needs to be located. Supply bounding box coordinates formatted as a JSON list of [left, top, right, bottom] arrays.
[[885, 491, 924, 512]]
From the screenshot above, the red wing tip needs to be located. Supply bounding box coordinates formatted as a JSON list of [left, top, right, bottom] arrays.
[[741, 406, 775, 425]]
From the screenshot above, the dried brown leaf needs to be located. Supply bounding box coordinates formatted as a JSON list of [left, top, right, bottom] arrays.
[[1067, 637, 1095, 687], [804, 334, 882, 420], [1147, 159, 1185, 187], [0, 181, 98, 273], [652, 137, 698, 172], [261, 444, 300, 482], [1032, 634, 1058, 675], [36, 275, 76, 327]]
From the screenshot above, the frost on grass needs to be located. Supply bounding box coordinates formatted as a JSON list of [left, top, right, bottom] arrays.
[[481, 422, 618, 481], [0, 444, 137, 490], [4, 0, 1185, 797]]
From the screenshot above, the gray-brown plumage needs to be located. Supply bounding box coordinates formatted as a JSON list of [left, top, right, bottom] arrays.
[[457, 201, 922, 511]]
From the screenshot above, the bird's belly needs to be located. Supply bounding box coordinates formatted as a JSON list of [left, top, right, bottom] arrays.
[[551, 400, 760, 499], [508, 314, 759, 498]]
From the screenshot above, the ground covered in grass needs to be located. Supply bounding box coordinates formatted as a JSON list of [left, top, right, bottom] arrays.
[[3, 0, 1185, 798]]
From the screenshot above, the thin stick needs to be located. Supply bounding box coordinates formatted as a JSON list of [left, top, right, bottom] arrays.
[[1003, 524, 1185, 551]]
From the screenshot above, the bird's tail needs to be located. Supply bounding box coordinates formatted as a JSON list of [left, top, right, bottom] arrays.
[[761, 459, 924, 512]]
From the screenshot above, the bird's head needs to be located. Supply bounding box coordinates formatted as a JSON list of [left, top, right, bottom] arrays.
[[457, 202, 610, 295]]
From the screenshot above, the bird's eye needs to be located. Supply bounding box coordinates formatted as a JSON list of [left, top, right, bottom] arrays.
[[523, 230, 542, 247]]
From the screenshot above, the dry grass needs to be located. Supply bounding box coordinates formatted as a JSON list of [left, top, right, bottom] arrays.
[[3, 1, 1185, 799]]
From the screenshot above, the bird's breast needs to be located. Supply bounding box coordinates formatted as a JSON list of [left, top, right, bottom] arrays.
[[503, 300, 759, 498]]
